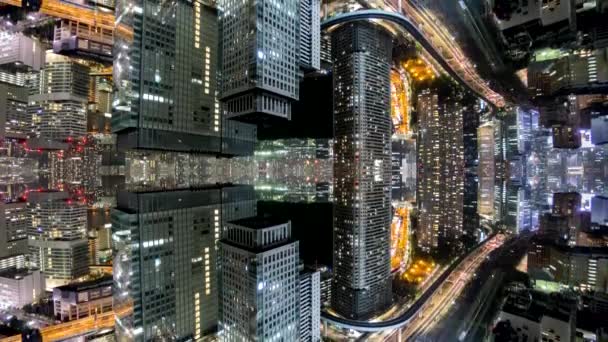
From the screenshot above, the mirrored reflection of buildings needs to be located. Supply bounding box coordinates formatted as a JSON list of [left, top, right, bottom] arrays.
[[254, 139, 332, 202], [112, 185, 256, 341], [330, 21, 393, 320]]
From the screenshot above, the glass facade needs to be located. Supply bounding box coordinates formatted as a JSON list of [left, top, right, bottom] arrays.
[[112, 0, 255, 156], [112, 185, 255, 341]]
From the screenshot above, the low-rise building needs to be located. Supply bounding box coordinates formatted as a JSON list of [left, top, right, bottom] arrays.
[[52, 275, 112, 322], [492, 288, 576, 342], [0, 268, 45, 309]]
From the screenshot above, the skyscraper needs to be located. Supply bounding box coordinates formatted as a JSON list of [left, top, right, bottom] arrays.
[[112, 185, 256, 341], [298, 0, 321, 71], [417, 89, 442, 252], [331, 22, 393, 320], [27, 191, 89, 290], [299, 267, 321, 342], [29, 51, 89, 150], [112, 0, 256, 156], [218, 0, 320, 122], [417, 88, 464, 253], [219, 218, 299, 341]]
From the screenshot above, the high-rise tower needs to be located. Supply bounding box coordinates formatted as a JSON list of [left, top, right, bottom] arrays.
[[416, 88, 465, 253], [330, 22, 393, 320], [218, 0, 299, 121], [219, 218, 299, 341], [112, 185, 256, 341], [112, 0, 256, 156], [218, 0, 320, 122]]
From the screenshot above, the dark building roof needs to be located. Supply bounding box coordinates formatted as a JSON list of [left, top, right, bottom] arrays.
[[54, 275, 113, 293]]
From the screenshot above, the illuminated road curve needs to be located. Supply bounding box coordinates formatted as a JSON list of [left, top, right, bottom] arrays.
[[320, 234, 500, 332], [321, 9, 498, 110]]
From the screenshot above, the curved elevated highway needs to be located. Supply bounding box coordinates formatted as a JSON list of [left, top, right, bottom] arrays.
[[321, 234, 503, 332], [321, 9, 498, 110]]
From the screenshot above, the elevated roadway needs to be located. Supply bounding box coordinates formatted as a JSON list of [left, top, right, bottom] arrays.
[[321, 234, 504, 333], [321, 9, 502, 109]]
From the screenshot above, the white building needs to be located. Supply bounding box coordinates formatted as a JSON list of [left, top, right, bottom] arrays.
[[298, 0, 321, 71], [219, 0, 306, 121], [219, 218, 299, 341], [0, 32, 45, 70], [28, 51, 88, 149], [299, 268, 321, 342], [0, 268, 45, 309], [27, 191, 88, 290]]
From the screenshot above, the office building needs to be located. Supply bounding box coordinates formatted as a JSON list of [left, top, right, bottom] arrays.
[[0, 268, 45, 310], [52, 14, 113, 62], [219, 218, 299, 341], [589, 102, 608, 145], [219, 0, 320, 121], [331, 21, 393, 320], [299, 268, 321, 342], [0, 202, 29, 270], [112, 185, 256, 341], [0, 33, 43, 142], [298, 0, 321, 71], [28, 51, 89, 150], [528, 240, 608, 293], [417, 88, 465, 252], [0, 82, 30, 140], [52, 275, 113, 322], [0, 32, 45, 71], [27, 191, 89, 290], [493, 0, 607, 63], [113, 0, 255, 156], [463, 104, 480, 169]]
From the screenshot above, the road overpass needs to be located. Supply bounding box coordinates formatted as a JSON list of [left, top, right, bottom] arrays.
[[321, 9, 501, 110]]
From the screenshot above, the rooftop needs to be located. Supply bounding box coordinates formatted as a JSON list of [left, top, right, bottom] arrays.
[[0, 267, 38, 280], [229, 216, 289, 229], [54, 275, 113, 293]]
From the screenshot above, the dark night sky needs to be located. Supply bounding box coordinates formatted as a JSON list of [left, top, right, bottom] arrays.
[[258, 73, 334, 140], [258, 201, 334, 267]]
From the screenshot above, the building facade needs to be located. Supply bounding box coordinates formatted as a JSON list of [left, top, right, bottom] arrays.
[[219, 0, 299, 121], [219, 218, 299, 341], [417, 87, 465, 253], [0, 202, 30, 269], [112, 0, 256, 155], [28, 51, 89, 149], [299, 268, 321, 342], [27, 191, 89, 290], [0, 268, 45, 309], [330, 22, 393, 320], [0, 82, 30, 140], [112, 185, 256, 341], [52, 275, 113, 322]]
